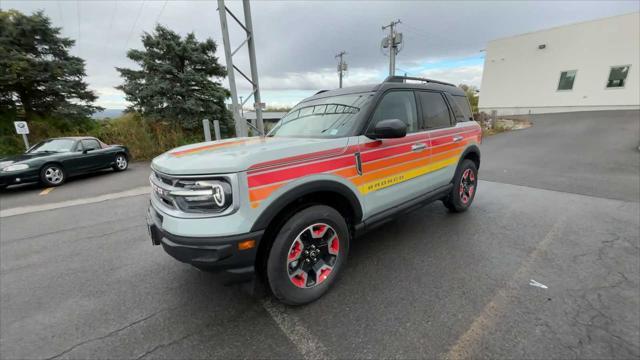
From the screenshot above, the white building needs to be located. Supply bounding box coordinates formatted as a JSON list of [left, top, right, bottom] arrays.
[[479, 12, 639, 115]]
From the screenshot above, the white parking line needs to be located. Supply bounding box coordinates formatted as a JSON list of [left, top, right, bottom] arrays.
[[444, 215, 567, 360], [0, 186, 151, 218], [261, 298, 330, 360]]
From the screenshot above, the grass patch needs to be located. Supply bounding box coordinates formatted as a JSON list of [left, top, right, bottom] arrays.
[[0, 112, 205, 160]]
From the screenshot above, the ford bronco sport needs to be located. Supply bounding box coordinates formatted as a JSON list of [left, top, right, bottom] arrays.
[[147, 76, 481, 305]]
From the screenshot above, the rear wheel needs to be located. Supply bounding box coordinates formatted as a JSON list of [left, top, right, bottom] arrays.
[[113, 153, 128, 171], [443, 159, 478, 212], [266, 205, 349, 305], [40, 164, 65, 187]]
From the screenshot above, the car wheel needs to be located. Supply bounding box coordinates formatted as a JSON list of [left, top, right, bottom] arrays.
[[443, 159, 478, 212], [266, 205, 349, 305], [113, 153, 128, 171], [40, 164, 65, 187]]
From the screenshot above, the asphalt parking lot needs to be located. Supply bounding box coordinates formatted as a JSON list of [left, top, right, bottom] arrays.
[[1, 110, 638, 359]]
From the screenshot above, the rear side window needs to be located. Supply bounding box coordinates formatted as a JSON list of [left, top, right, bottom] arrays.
[[418, 92, 451, 129], [81, 139, 101, 150], [371, 91, 419, 133], [451, 95, 473, 121]]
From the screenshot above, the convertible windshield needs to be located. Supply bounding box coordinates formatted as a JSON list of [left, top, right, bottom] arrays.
[[268, 92, 373, 138], [29, 139, 76, 153]]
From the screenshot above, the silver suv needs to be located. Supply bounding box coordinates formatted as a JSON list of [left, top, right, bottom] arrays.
[[147, 76, 482, 304]]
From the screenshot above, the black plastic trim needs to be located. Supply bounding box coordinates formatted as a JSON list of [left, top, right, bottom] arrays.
[[354, 184, 452, 237], [459, 144, 481, 170]]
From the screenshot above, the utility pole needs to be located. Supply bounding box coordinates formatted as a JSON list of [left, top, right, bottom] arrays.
[[217, 0, 264, 137], [382, 19, 402, 76], [335, 51, 347, 88]]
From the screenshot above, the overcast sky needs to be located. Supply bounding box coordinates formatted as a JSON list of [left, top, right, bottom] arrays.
[[2, 0, 639, 109]]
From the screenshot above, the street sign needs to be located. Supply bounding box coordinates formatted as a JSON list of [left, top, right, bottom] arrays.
[[14, 121, 29, 134], [254, 102, 266, 110]]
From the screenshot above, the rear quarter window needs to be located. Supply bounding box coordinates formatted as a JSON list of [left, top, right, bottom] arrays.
[[451, 95, 473, 121]]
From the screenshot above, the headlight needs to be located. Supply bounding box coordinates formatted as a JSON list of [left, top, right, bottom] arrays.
[[2, 164, 29, 172], [169, 180, 232, 213]]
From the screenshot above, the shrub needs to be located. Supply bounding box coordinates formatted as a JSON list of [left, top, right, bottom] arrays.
[[94, 113, 202, 160], [0, 112, 205, 160]]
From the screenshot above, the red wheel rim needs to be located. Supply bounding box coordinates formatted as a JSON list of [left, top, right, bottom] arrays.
[[286, 223, 339, 288], [459, 168, 476, 204]]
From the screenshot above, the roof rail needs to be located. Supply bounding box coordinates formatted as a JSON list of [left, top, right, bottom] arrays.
[[314, 89, 330, 95], [383, 75, 456, 87]]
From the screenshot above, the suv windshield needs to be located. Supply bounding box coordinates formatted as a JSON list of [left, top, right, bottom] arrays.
[[28, 139, 76, 153], [268, 92, 373, 138]]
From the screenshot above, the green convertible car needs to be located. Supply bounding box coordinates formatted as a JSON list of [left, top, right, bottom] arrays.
[[0, 137, 130, 189]]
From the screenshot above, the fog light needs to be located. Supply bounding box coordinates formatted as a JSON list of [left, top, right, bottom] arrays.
[[15, 178, 20, 182], [238, 239, 256, 251]]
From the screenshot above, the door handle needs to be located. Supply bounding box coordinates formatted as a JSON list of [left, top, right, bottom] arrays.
[[411, 143, 426, 152], [452, 135, 464, 143]]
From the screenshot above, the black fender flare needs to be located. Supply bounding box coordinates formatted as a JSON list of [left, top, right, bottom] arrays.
[[459, 144, 481, 169], [250, 180, 363, 232]]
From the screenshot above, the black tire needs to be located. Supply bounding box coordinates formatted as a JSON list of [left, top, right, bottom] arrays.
[[266, 205, 349, 305], [113, 153, 128, 172], [443, 159, 478, 212], [40, 164, 65, 187]]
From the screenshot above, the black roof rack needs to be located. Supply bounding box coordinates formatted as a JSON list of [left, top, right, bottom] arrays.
[[314, 89, 330, 95], [383, 75, 456, 87]]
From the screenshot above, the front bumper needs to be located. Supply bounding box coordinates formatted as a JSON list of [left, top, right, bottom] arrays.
[[0, 168, 39, 187], [147, 206, 264, 278]]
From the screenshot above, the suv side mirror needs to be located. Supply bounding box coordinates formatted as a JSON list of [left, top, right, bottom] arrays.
[[367, 119, 407, 139]]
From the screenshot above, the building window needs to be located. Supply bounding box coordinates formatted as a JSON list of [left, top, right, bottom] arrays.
[[557, 70, 577, 91], [607, 65, 630, 88]]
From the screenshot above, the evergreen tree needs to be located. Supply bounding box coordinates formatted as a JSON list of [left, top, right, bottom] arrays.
[[0, 10, 102, 120], [117, 25, 233, 133]]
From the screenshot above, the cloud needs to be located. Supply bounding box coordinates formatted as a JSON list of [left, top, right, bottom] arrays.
[[3, 0, 638, 109], [418, 64, 484, 88]]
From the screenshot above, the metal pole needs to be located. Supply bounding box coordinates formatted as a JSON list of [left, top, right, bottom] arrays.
[[336, 51, 346, 88], [213, 120, 221, 140], [389, 22, 396, 76], [217, 0, 245, 137], [243, 0, 264, 136], [383, 20, 401, 76], [21, 134, 29, 150], [203, 119, 212, 141]]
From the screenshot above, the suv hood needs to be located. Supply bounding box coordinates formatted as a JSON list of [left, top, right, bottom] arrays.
[[151, 136, 351, 175]]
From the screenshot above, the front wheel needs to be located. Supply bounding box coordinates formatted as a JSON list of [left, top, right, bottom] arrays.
[[40, 164, 65, 187], [266, 205, 349, 305], [113, 153, 128, 172], [443, 159, 478, 212]]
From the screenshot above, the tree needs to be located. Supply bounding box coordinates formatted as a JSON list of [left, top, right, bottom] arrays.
[[458, 84, 479, 113], [116, 25, 233, 133], [0, 10, 102, 120]]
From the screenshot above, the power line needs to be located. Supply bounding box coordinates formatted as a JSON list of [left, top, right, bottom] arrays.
[[124, 0, 146, 54], [76, 0, 81, 57], [104, 0, 118, 58], [155, 0, 168, 24], [57, 0, 64, 27]]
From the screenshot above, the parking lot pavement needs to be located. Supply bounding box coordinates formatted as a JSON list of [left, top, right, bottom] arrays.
[[480, 110, 640, 201], [1, 179, 638, 359], [0, 161, 151, 210], [1, 110, 639, 359]]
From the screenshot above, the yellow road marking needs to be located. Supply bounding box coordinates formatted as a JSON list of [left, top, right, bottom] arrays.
[[39, 188, 55, 196]]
